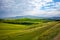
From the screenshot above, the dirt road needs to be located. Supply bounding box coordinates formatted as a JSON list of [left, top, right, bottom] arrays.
[[53, 33, 60, 40]]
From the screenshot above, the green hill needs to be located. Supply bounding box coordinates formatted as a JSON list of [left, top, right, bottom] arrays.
[[0, 21, 60, 40]]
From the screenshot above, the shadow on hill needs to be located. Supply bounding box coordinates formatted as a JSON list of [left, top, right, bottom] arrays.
[[3, 22, 38, 25]]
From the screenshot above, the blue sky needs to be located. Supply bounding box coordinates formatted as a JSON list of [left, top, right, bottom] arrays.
[[0, 0, 60, 18]]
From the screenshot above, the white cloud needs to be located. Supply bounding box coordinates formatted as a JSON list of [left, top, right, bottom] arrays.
[[44, 0, 53, 2], [0, 0, 60, 17], [28, 0, 53, 10], [22, 0, 60, 17], [24, 9, 60, 17], [1, 0, 53, 10]]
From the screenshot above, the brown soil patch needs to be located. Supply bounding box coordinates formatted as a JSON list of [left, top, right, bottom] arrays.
[[53, 33, 60, 40]]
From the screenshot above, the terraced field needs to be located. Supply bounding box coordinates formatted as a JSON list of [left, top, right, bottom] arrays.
[[0, 21, 60, 40]]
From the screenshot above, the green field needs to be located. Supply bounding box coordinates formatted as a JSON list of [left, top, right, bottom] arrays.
[[0, 18, 60, 40]]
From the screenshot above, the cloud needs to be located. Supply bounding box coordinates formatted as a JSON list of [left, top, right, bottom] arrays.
[[24, 9, 60, 17], [23, 0, 60, 17], [0, 0, 60, 17], [1, 0, 53, 10]]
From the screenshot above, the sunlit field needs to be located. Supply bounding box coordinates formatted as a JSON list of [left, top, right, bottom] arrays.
[[0, 18, 60, 40]]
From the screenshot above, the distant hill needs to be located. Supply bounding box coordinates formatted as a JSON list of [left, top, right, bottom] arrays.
[[0, 15, 60, 20], [13, 15, 60, 20], [15, 15, 40, 18], [47, 17, 60, 20]]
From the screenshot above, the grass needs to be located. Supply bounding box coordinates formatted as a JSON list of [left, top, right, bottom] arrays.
[[38, 23, 60, 40], [0, 23, 29, 30], [0, 18, 60, 40]]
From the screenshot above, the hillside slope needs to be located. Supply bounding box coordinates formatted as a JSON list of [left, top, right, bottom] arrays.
[[0, 22, 60, 40]]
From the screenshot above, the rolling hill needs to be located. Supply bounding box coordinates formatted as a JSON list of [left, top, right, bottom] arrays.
[[0, 21, 60, 40]]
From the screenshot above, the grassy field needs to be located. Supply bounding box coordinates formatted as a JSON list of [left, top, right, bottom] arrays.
[[0, 18, 60, 40]]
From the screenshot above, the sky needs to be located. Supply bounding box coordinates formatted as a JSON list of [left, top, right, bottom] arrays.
[[0, 0, 60, 18]]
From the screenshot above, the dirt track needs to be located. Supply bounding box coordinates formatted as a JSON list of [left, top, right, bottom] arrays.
[[53, 33, 60, 40]]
